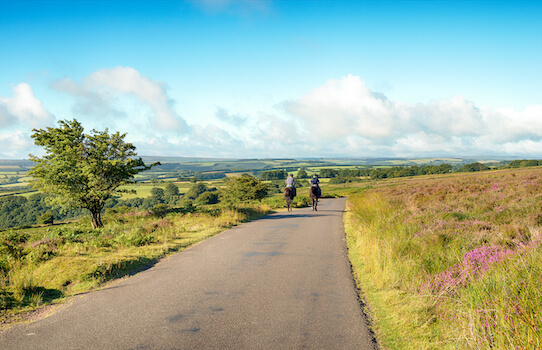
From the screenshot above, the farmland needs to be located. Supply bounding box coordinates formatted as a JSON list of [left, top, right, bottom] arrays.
[[0, 156, 537, 230], [0, 156, 524, 198]]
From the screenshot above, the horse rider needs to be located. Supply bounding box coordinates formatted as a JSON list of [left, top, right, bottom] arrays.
[[310, 173, 321, 197], [286, 173, 296, 197]]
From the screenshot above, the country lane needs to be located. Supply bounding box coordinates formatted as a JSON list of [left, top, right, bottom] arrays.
[[0, 197, 377, 349]]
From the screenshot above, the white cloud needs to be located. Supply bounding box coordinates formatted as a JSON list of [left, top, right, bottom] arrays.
[[52, 67, 189, 132], [0, 83, 54, 129], [0, 84, 54, 158], [4, 72, 540, 159], [283, 75, 398, 141], [409, 96, 484, 137], [0, 130, 36, 158], [281, 75, 542, 157]]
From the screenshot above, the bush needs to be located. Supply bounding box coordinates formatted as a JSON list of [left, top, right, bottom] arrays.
[[294, 196, 310, 207], [195, 192, 219, 205], [329, 177, 356, 184], [151, 203, 168, 217], [221, 174, 268, 205], [38, 212, 55, 225], [185, 183, 209, 200]]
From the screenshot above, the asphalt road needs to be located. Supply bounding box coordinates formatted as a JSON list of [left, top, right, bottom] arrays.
[[0, 198, 377, 349]]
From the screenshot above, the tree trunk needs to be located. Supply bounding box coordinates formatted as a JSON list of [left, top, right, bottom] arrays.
[[90, 210, 103, 229]]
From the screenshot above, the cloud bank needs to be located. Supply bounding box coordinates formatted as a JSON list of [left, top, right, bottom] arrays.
[[1, 70, 541, 159], [281, 75, 542, 157]]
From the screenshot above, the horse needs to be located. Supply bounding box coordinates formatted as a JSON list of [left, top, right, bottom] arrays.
[[284, 187, 294, 212], [309, 186, 319, 211]]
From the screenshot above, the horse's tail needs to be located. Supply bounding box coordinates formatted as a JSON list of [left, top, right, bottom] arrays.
[[310, 186, 320, 198], [284, 187, 293, 199]]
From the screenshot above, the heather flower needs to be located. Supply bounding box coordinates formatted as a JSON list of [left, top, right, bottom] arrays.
[[421, 242, 538, 296]]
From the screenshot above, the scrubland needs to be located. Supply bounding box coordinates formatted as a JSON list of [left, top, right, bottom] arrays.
[[345, 168, 542, 349], [0, 205, 270, 326]]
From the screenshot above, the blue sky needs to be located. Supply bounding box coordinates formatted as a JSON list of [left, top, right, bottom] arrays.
[[1, 0, 541, 159]]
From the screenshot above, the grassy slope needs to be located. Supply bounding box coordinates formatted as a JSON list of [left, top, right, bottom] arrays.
[[0, 205, 271, 327], [345, 168, 542, 349]]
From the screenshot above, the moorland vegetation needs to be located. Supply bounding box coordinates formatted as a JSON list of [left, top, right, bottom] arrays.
[[345, 167, 542, 349]]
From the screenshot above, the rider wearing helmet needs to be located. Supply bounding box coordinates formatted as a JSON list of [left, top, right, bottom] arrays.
[[285, 173, 296, 197]]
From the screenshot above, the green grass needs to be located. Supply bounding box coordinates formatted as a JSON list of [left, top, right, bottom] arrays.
[[0, 204, 271, 326], [345, 167, 542, 349]]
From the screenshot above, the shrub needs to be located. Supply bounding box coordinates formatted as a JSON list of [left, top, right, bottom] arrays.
[[195, 192, 219, 205], [151, 203, 168, 217], [38, 212, 55, 225]]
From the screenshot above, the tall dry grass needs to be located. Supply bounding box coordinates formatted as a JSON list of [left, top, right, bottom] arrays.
[[345, 168, 542, 349]]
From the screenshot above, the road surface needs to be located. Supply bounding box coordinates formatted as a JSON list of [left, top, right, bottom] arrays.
[[0, 198, 377, 349]]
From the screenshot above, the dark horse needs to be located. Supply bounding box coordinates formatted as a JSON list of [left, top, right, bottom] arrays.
[[309, 186, 319, 211], [284, 187, 294, 212]]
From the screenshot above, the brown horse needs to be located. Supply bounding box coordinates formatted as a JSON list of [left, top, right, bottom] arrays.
[[309, 186, 319, 211], [284, 187, 294, 212]]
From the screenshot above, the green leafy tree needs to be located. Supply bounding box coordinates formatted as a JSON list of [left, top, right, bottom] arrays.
[[370, 168, 387, 179], [185, 183, 209, 200], [38, 212, 55, 225], [260, 169, 288, 180], [29, 119, 155, 229], [164, 183, 180, 198], [460, 162, 490, 172], [297, 169, 308, 179], [150, 187, 165, 202], [164, 182, 181, 205], [195, 191, 219, 205], [437, 164, 453, 173], [523, 160, 539, 167], [221, 174, 268, 205], [320, 168, 338, 178]]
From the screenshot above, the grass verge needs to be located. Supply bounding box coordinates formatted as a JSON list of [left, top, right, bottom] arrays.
[[0, 205, 270, 327]]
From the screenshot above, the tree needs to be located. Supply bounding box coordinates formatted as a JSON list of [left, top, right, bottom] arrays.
[[319, 168, 338, 178], [221, 174, 268, 205], [370, 168, 387, 179], [460, 162, 490, 172], [260, 169, 288, 181], [164, 183, 180, 198], [195, 191, 219, 205], [38, 212, 55, 225], [185, 183, 209, 200], [164, 182, 181, 205], [297, 169, 308, 179], [437, 164, 453, 173], [150, 187, 165, 202], [29, 119, 155, 229]]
